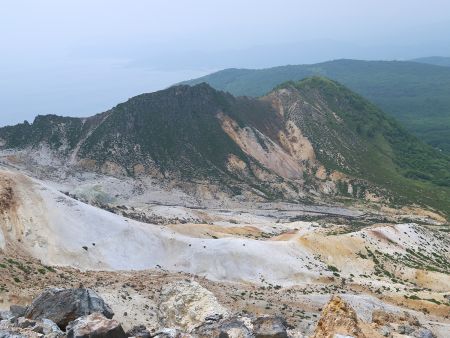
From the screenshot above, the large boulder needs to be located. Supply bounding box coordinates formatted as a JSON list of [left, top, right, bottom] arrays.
[[66, 312, 126, 338], [312, 295, 365, 338], [158, 280, 229, 333], [25, 288, 114, 330]]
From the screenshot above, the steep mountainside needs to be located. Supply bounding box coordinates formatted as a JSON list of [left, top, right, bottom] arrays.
[[183, 59, 450, 153], [0, 79, 449, 215]]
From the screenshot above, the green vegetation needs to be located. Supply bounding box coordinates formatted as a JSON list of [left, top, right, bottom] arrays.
[[327, 265, 339, 272], [277, 78, 450, 215], [44, 265, 56, 273], [79, 84, 243, 178], [184, 59, 450, 153], [412, 56, 450, 68], [405, 294, 421, 300], [0, 115, 87, 152], [401, 247, 450, 274]]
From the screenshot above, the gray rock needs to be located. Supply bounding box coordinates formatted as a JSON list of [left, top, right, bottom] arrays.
[[414, 328, 436, 338], [126, 325, 150, 338], [152, 328, 192, 338], [32, 318, 64, 337], [253, 316, 288, 338], [194, 314, 253, 338], [66, 312, 126, 338], [398, 324, 415, 335], [0, 312, 13, 321], [15, 317, 35, 329], [203, 314, 224, 324], [0, 330, 26, 338], [25, 288, 114, 329], [219, 318, 253, 338], [8, 307, 26, 319], [379, 325, 391, 337]]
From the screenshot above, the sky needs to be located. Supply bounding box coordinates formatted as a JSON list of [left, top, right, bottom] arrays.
[[1, 0, 450, 126]]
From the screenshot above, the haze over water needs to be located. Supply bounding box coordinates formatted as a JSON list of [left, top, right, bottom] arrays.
[[1, 0, 450, 126]]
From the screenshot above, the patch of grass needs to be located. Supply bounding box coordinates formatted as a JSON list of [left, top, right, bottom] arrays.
[[327, 265, 339, 272], [424, 298, 442, 305], [44, 265, 56, 273]]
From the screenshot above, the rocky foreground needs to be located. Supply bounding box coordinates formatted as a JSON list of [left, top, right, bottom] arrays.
[[0, 285, 441, 338]]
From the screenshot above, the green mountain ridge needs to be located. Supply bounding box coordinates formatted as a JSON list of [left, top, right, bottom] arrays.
[[183, 59, 450, 153], [0, 79, 449, 216], [412, 56, 450, 67], [275, 78, 450, 214]]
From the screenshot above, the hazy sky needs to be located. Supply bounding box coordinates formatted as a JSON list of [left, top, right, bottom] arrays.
[[1, 0, 450, 126]]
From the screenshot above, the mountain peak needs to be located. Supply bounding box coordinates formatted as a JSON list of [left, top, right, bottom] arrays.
[[0, 77, 449, 215], [273, 76, 342, 94]]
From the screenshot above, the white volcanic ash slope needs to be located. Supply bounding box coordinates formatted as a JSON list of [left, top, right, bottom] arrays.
[[0, 168, 326, 285], [0, 167, 449, 297]]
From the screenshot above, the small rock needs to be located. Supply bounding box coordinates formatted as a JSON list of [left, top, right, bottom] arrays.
[[398, 324, 414, 335], [253, 316, 288, 338], [126, 325, 150, 338], [378, 325, 391, 337], [33, 318, 64, 336], [414, 328, 436, 338], [16, 317, 35, 329], [286, 329, 307, 338], [219, 317, 253, 338], [0, 312, 13, 321], [152, 328, 192, 338], [0, 329, 27, 338], [203, 314, 223, 324], [194, 314, 253, 338], [372, 310, 420, 328], [66, 312, 126, 338], [9, 307, 26, 319]]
